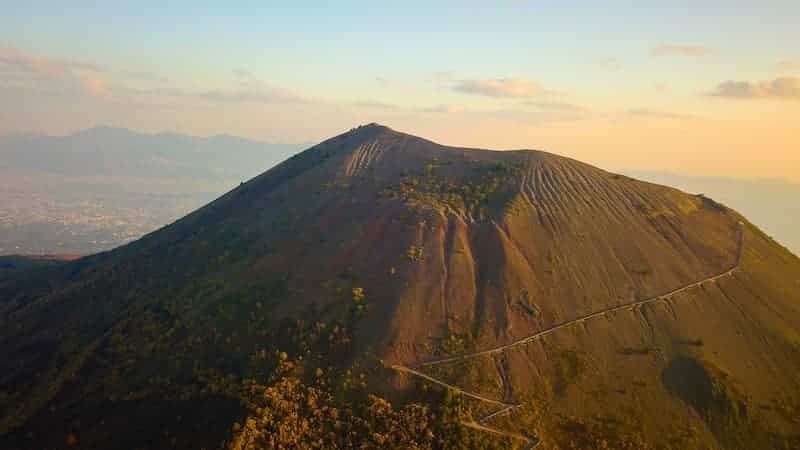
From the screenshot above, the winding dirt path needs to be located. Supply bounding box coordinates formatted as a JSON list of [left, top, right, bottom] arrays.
[[391, 222, 745, 449]]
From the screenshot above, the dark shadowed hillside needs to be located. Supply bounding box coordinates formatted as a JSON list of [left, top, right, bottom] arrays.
[[1, 124, 799, 449], [0, 255, 78, 283]]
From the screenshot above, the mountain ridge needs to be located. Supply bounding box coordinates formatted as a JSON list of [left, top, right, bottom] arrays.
[[0, 125, 305, 179], [1, 125, 799, 449]]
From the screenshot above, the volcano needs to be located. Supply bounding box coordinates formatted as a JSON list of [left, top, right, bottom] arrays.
[[1, 124, 799, 449]]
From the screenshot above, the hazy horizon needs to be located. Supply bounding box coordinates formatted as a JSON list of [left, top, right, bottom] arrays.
[[2, 124, 798, 256], [2, 2, 798, 182], [2, 123, 798, 187]]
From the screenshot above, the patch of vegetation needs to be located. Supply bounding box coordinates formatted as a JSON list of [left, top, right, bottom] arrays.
[[553, 349, 583, 396], [697, 194, 726, 212], [227, 357, 422, 449], [406, 245, 425, 262], [350, 287, 368, 318], [661, 357, 746, 422], [515, 289, 540, 317], [657, 356, 791, 447], [768, 395, 800, 426], [226, 353, 514, 449], [629, 265, 653, 276], [553, 413, 653, 450], [381, 160, 524, 219], [643, 206, 675, 219], [618, 346, 655, 356], [673, 193, 701, 215], [676, 338, 704, 347], [437, 331, 476, 356]]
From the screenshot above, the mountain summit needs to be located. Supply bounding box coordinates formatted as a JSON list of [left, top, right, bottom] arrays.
[[1, 125, 799, 449]]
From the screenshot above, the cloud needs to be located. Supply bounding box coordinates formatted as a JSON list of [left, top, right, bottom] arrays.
[[195, 89, 305, 104], [353, 100, 401, 110], [123, 70, 168, 83], [232, 68, 253, 79], [524, 100, 586, 112], [595, 58, 622, 71], [651, 44, 715, 57], [626, 108, 696, 120], [127, 86, 309, 105], [777, 60, 800, 71], [430, 71, 455, 84], [0, 46, 172, 103], [81, 76, 109, 98], [419, 104, 467, 113], [0, 47, 310, 108], [0, 45, 104, 77], [0, 45, 110, 98], [231, 68, 269, 91], [375, 76, 390, 85], [485, 107, 589, 125], [710, 77, 800, 100], [453, 78, 547, 98]]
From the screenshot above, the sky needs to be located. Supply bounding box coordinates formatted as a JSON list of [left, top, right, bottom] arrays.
[[1, 1, 798, 181]]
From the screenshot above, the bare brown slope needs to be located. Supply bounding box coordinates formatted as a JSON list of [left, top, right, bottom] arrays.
[[408, 222, 800, 449], [0, 124, 798, 449], [262, 134, 742, 364]]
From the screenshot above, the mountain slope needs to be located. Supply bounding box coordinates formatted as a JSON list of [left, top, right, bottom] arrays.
[[626, 171, 800, 256], [1, 124, 799, 449]]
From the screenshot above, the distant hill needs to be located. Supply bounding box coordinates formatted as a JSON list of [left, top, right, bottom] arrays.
[[627, 171, 800, 256], [1, 124, 798, 449], [0, 126, 303, 180], [0, 127, 305, 254]]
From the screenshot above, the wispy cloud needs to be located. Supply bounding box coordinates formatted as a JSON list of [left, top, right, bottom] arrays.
[[232, 68, 253, 79], [651, 44, 715, 57], [710, 77, 800, 100], [0, 46, 174, 101], [232, 68, 270, 91], [485, 107, 589, 125], [524, 100, 586, 112], [122, 85, 309, 105], [81, 76, 110, 98], [123, 70, 168, 83], [419, 104, 467, 113], [453, 78, 548, 98], [0, 45, 109, 97], [626, 108, 696, 120], [430, 71, 455, 84], [353, 100, 401, 110], [0, 46, 311, 107], [195, 89, 307, 104], [595, 58, 622, 71], [0, 45, 104, 77]]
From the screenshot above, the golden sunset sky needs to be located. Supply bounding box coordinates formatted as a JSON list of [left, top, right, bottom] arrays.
[[1, 2, 798, 181]]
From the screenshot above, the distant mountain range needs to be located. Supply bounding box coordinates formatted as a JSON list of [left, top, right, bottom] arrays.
[[0, 127, 305, 254], [0, 125, 304, 181]]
